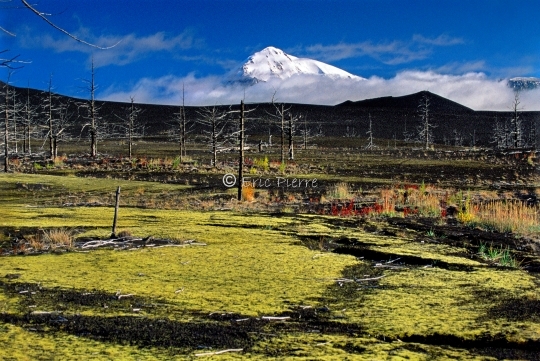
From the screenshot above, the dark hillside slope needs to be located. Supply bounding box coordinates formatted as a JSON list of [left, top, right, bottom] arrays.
[[336, 91, 539, 147], [2, 82, 538, 147], [339, 90, 474, 114]]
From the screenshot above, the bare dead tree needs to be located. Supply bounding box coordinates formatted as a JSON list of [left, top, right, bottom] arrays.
[[43, 75, 58, 159], [42, 76, 77, 159], [2, 71, 12, 171], [267, 93, 302, 161], [510, 90, 524, 148], [365, 114, 375, 149], [403, 116, 413, 142], [197, 106, 229, 167], [299, 113, 314, 150], [22, 83, 39, 154], [416, 93, 436, 149], [226, 100, 257, 200], [238, 101, 245, 201], [491, 120, 504, 150], [267, 94, 291, 163], [526, 117, 537, 149], [113, 96, 144, 159], [453, 129, 464, 147], [316, 123, 324, 137], [9, 84, 24, 154], [279, 105, 286, 162], [80, 58, 101, 157], [344, 123, 357, 138], [125, 96, 142, 159], [287, 112, 299, 160], [53, 98, 76, 158], [169, 85, 193, 161]]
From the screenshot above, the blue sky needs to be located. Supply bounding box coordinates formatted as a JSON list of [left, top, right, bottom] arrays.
[[2, 0, 540, 109]]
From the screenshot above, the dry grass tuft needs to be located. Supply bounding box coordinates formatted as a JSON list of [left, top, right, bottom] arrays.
[[53, 155, 67, 167], [378, 185, 443, 217], [242, 183, 256, 202], [28, 234, 46, 251], [44, 228, 74, 249], [328, 182, 354, 200], [116, 229, 133, 238], [473, 200, 539, 234], [28, 228, 74, 250]]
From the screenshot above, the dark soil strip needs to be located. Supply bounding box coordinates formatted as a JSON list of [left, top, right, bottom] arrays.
[[332, 246, 475, 271], [386, 217, 540, 271], [0, 280, 150, 312], [396, 333, 540, 361], [2, 279, 540, 358], [0, 312, 255, 350], [386, 217, 530, 251], [476, 291, 540, 323]]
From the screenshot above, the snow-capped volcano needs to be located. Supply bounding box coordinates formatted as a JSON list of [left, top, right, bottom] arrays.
[[229, 46, 364, 84]]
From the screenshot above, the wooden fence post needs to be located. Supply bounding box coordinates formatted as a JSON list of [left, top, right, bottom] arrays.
[[111, 186, 121, 238]]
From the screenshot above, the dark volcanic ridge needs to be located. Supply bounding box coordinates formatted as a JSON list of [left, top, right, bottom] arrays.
[[3, 81, 540, 147]]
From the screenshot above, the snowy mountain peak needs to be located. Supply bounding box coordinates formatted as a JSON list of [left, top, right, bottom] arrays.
[[231, 46, 363, 84]]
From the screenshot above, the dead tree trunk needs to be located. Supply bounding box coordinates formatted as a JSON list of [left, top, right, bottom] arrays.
[[12, 92, 18, 154], [111, 186, 121, 238], [52, 137, 58, 159], [280, 104, 285, 164], [237, 100, 245, 201], [365, 114, 375, 149], [86, 58, 98, 158], [511, 91, 523, 148], [3, 75, 10, 172], [4, 85, 8, 172], [288, 113, 294, 160], [128, 98, 134, 159], [47, 79, 54, 159], [181, 85, 187, 161], [24, 87, 29, 154]]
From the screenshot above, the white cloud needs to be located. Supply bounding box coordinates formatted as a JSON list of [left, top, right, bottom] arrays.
[[18, 27, 201, 67], [412, 34, 464, 46], [100, 70, 540, 111], [433, 61, 487, 74], [302, 41, 430, 65], [297, 33, 464, 66]]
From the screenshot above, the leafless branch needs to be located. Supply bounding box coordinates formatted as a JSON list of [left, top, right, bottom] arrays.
[[0, 51, 30, 69], [0, 25, 15, 37], [20, 0, 121, 50]]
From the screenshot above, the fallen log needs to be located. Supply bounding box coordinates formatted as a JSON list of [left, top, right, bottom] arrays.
[[335, 275, 386, 283], [195, 349, 243, 357], [261, 316, 291, 321], [117, 293, 134, 300]]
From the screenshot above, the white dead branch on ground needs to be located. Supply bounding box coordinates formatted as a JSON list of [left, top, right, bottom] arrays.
[[195, 349, 243, 357]]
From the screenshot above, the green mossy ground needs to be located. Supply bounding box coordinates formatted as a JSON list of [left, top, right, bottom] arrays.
[[1, 172, 540, 359]]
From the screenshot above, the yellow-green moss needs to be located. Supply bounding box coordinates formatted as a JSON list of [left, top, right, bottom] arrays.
[[0, 210, 357, 317], [0, 323, 189, 361], [1, 172, 540, 359]]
